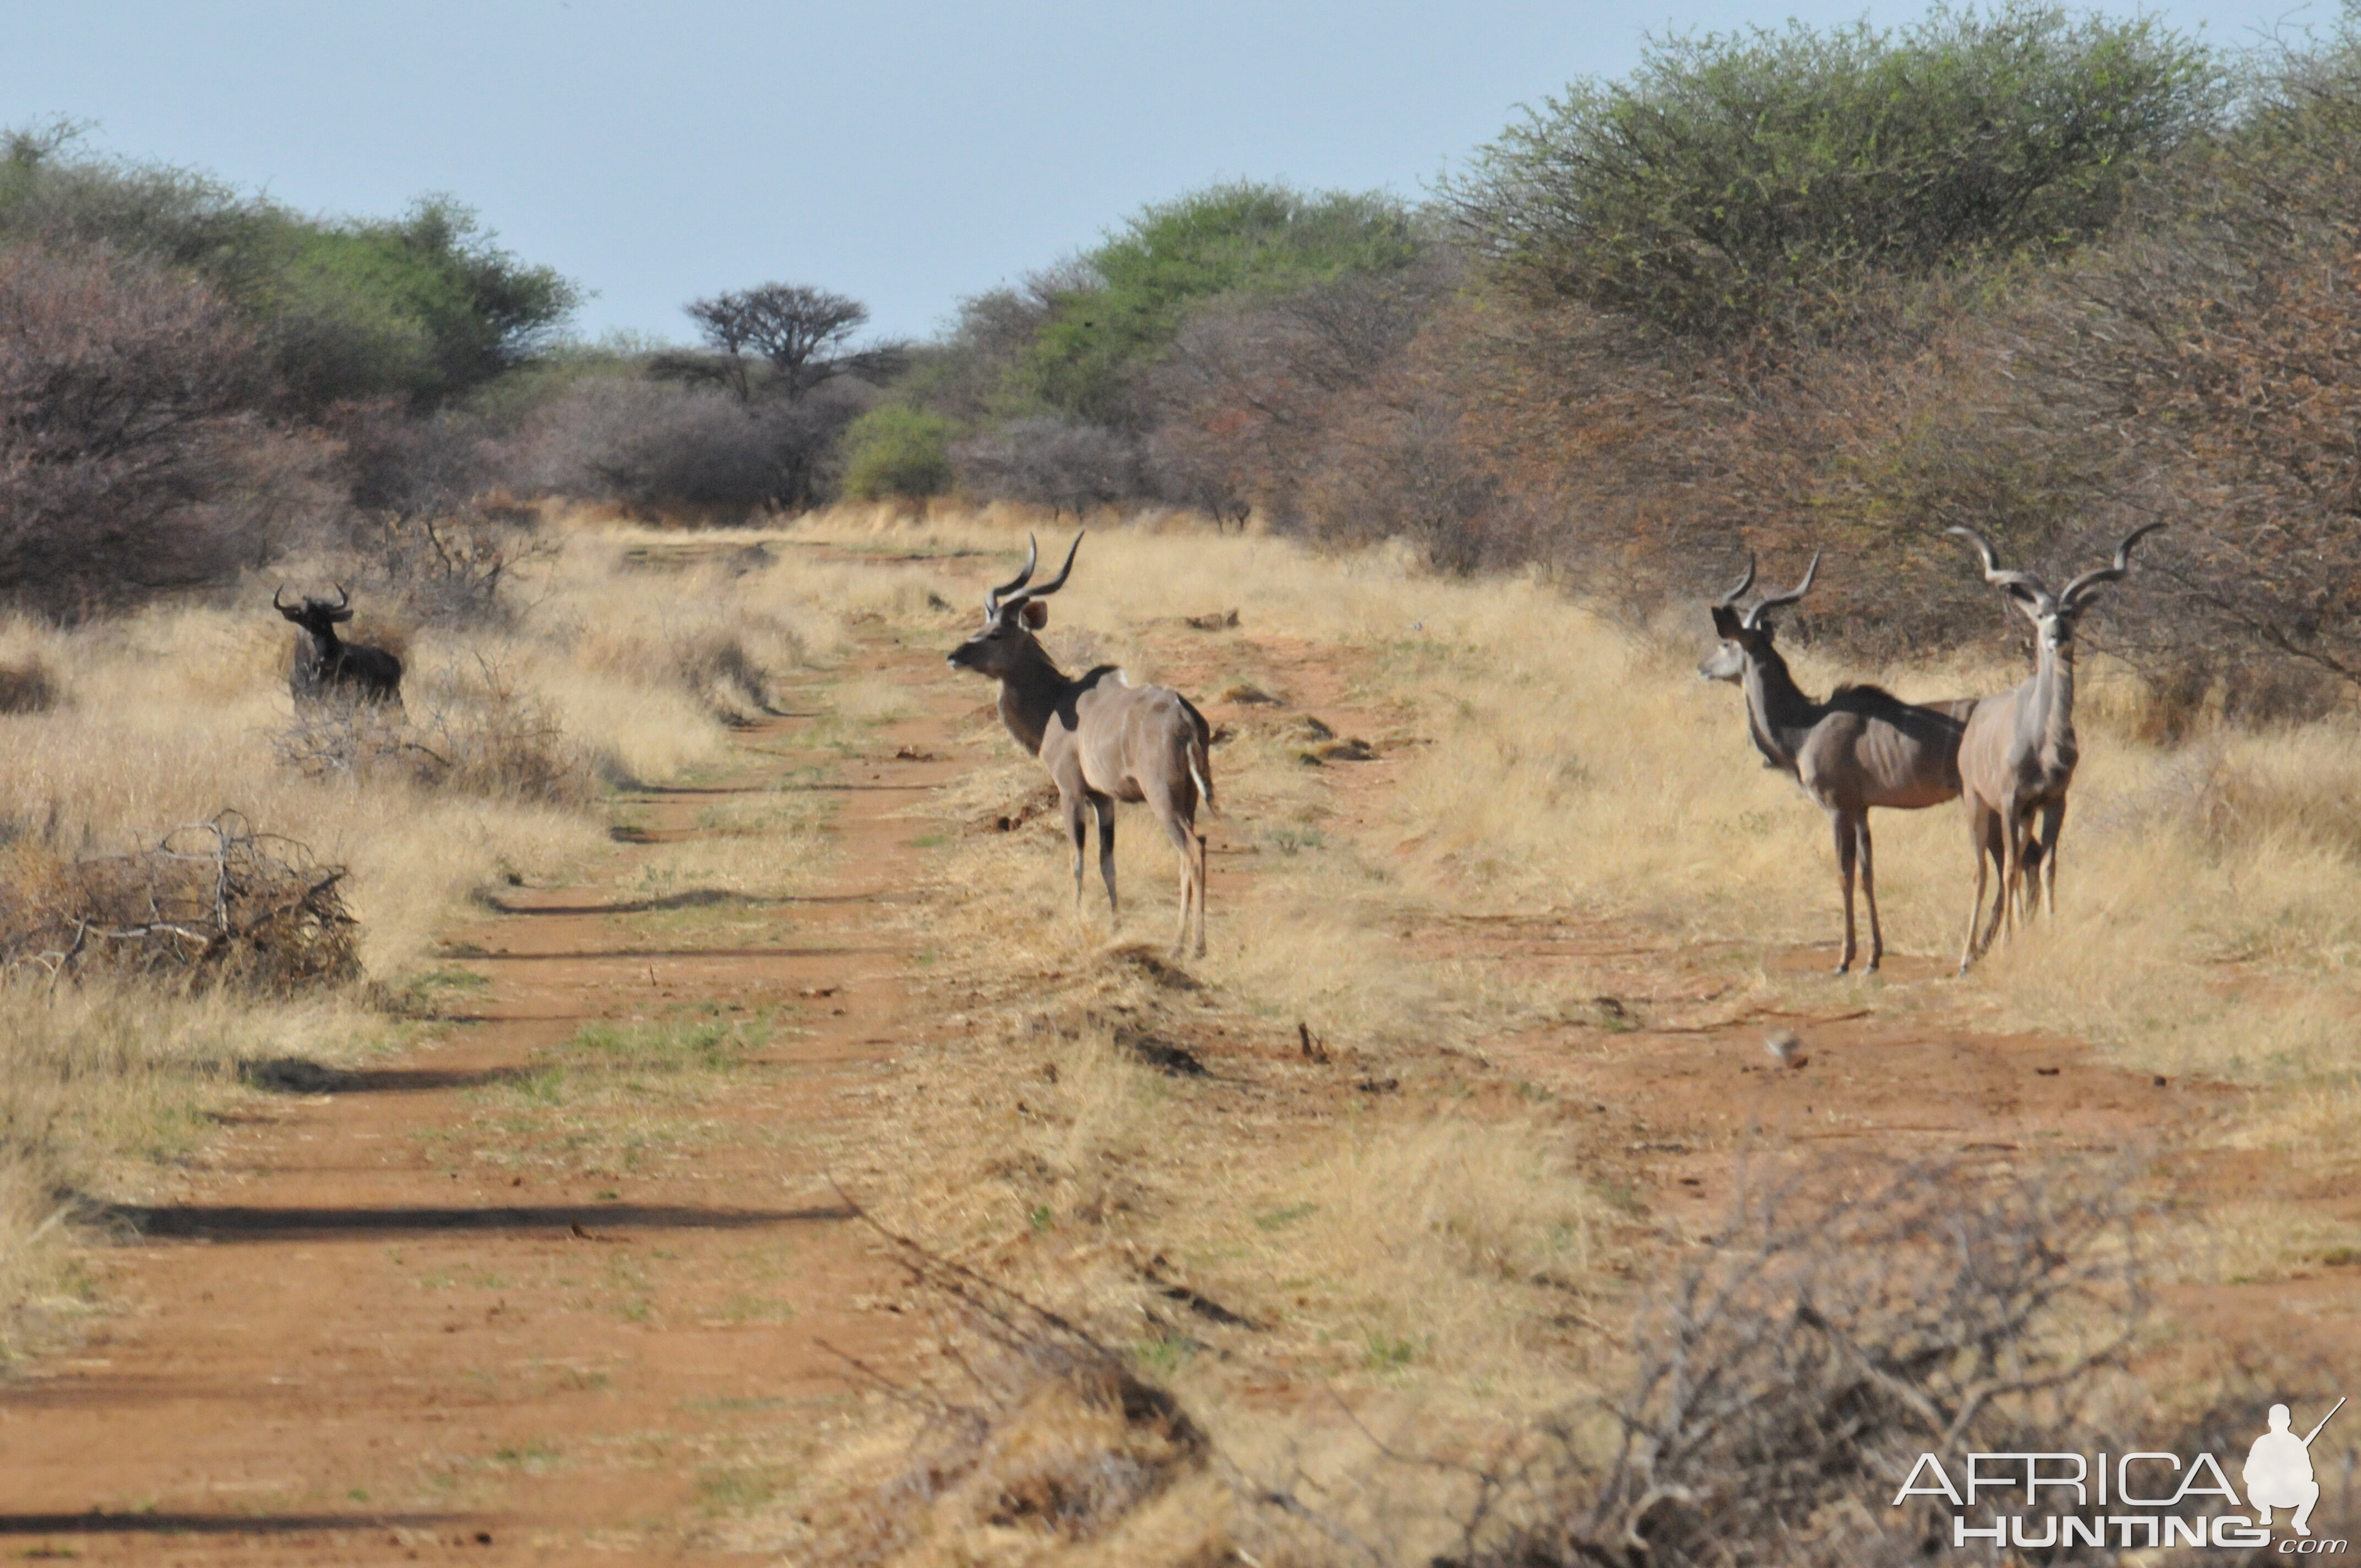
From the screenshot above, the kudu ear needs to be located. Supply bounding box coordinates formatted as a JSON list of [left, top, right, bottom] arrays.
[[1710, 605, 1742, 639], [1020, 600, 1049, 630]]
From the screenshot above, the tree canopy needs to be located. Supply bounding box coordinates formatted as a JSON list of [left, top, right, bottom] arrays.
[[1018, 182, 1421, 423], [0, 125, 578, 409], [1450, 4, 2223, 340]]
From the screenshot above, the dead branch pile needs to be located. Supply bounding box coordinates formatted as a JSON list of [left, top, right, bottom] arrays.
[[1241, 1158, 2150, 1568], [2, 810, 358, 991], [833, 1200, 1207, 1561]]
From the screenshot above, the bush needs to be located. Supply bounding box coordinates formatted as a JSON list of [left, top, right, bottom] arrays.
[[1143, 253, 1456, 529], [0, 244, 318, 615], [951, 418, 1141, 515], [1989, 27, 2361, 707], [1451, 6, 2221, 341], [839, 404, 955, 500], [1253, 1160, 2148, 1568], [280, 658, 592, 807], [516, 376, 866, 515]]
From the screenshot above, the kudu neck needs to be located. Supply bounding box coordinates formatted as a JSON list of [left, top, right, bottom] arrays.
[[1740, 644, 1820, 771], [2028, 635, 2077, 754], [992, 636, 1075, 756]]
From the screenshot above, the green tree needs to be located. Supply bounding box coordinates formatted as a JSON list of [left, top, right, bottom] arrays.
[[1451, 4, 2223, 340], [254, 198, 578, 409], [1, 127, 578, 409], [840, 404, 955, 500], [1019, 181, 1419, 423]]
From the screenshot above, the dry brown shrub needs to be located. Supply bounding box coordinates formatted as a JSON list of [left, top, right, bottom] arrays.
[[0, 658, 57, 714], [278, 660, 593, 807], [673, 626, 775, 719], [415, 662, 593, 804], [0, 243, 320, 616], [1246, 1159, 2148, 1568]]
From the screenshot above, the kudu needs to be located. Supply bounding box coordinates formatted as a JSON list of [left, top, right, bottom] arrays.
[[1949, 524, 2162, 972], [946, 534, 1216, 957], [1700, 553, 1979, 974], [275, 585, 404, 706]]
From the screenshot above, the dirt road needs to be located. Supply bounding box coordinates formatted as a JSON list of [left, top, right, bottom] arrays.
[[0, 639, 973, 1564]]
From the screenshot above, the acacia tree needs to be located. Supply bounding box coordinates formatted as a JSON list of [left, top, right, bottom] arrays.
[[662, 283, 904, 404], [645, 282, 906, 508]]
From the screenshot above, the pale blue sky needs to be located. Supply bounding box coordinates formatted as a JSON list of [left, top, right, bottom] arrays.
[[0, 1, 2318, 344]]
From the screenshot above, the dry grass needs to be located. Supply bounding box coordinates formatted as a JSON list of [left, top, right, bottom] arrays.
[[799, 505, 2361, 1090], [0, 518, 848, 1358]]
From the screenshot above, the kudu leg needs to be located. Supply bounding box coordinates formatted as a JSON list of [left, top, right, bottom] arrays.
[[1856, 816, 1883, 974], [1830, 812, 1859, 974], [2034, 799, 2065, 918], [1193, 831, 1208, 958], [1063, 794, 1090, 918], [1996, 813, 2026, 947], [1960, 809, 1999, 974], [1092, 797, 1119, 924], [1154, 808, 1199, 959]]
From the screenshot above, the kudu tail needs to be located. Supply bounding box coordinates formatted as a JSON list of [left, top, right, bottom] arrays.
[[1187, 731, 1216, 818]]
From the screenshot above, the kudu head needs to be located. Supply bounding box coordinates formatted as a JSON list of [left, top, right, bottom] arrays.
[[274, 583, 355, 643], [945, 533, 1081, 679], [1948, 525, 2164, 655], [1699, 551, 1820, 682]]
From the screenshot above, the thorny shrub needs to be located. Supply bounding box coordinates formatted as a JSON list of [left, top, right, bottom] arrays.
[[278, 662, 592, 807], [1248, 1159, 2150, 1568], [0, 243, 322, 615], [836, 1208, 1207, 1562]]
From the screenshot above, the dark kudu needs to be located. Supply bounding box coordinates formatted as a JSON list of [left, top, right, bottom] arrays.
[[275, 585, 403, 706]]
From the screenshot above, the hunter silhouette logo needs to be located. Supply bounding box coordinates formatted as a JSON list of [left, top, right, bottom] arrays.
[[1891, 1395, 2349, 1549], [2249, 1398, 2343, 1537]]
